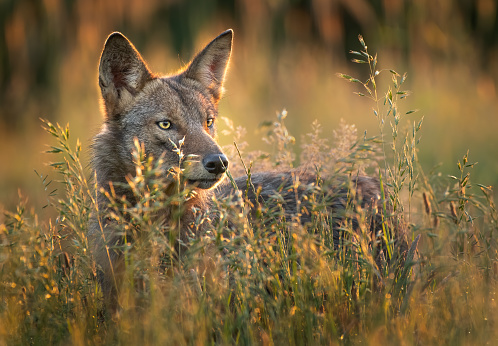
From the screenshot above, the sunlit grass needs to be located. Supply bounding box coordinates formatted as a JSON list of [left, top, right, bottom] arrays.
[[1, 36, 497, 345]]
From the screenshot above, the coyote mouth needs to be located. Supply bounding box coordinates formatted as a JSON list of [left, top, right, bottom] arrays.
[[187, 178, 222, 189]]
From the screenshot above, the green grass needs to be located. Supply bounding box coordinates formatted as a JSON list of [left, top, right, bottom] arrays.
[[1, 37, 497, 345]]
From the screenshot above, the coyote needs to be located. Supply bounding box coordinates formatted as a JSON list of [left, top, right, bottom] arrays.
[[90, 29, 399, 308]]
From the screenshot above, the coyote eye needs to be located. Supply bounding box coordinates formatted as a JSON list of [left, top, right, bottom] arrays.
[[207, 118, 214, 128], [157, 120, 171, 130]]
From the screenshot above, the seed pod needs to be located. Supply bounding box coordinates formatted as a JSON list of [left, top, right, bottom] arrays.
[[433, 215, 439, 228], [450, 201, 458, 223], [423, 192, 432, 215]]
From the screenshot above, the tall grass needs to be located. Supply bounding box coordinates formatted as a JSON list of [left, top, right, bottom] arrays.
[[1, 36, 497, 345]]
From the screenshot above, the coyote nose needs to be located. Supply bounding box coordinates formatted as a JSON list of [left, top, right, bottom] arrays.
[[202, 154, 229, 175]]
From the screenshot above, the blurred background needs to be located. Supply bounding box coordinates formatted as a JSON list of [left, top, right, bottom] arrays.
[[0, 0, 497, 213]]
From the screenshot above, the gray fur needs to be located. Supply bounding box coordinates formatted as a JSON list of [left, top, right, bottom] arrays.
[[216, 171, 384, 248]]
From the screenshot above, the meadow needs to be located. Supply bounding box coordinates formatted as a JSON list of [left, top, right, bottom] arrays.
[[1, 35, 497, 345]]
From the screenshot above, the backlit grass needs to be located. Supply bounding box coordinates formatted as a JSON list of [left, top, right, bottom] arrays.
[[1, 37, 496, 345]]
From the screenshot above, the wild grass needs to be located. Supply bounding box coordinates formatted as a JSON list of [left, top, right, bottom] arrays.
[[1, 36, 497, 345]]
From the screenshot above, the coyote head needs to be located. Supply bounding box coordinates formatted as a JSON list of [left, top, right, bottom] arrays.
[[95, 30, 232, 190]]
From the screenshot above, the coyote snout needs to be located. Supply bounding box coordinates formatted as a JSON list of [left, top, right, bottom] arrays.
[[183, 150, 229, 189], [174, 124, 229, 189], [192, 152, 228, 188]]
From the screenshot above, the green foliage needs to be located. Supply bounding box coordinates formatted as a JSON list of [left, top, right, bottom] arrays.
[[1, 37, 497, 345]]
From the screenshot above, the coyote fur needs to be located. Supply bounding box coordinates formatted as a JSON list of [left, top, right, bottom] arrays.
[[90, 29, 397, 308]]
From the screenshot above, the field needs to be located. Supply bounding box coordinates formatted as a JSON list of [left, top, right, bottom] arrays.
[[1, 34, 497, 344]]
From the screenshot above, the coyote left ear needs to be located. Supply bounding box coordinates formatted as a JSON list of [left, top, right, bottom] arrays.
[[184, 29, 233, 103], [99, 32, 153, 118]]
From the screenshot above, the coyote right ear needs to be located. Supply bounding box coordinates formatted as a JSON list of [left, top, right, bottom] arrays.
[[184, 29, 233, 104], [98, 32, 153, 118]]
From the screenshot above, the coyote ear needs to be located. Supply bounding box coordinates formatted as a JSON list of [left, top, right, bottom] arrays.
[[98, 32, 153, 118], [184, 29, 233, 104]]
